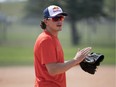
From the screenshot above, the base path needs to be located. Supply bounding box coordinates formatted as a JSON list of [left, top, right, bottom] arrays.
[[0, 66, 115, 87]]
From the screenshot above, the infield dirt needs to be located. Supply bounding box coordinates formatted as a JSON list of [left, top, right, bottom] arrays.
[[0, 66, 115, 87]]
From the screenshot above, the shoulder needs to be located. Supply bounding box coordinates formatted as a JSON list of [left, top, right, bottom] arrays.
[[39, 32, 53, 42], [35, 32, 53, 46]]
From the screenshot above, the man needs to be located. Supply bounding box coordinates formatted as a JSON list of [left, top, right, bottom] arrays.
[[34, 5, 92, 87]]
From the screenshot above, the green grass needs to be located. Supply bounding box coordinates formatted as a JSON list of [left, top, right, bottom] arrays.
[[63, 45, 115, 65], [0, 46, 33, 66], [0, 45, 115, 66]]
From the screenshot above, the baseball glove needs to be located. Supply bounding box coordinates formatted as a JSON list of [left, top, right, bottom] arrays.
[[80, 52, 104, 74]]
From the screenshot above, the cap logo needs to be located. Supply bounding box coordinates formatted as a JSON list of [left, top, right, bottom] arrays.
[[53, 6, 61, 12]]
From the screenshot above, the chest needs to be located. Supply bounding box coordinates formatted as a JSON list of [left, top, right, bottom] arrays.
[[54, 38, 64, 62]]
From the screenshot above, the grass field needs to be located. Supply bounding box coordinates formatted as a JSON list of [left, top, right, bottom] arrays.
[[0, 44, 115, 66]]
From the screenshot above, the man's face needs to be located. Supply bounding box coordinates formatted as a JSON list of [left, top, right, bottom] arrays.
[[45, 16, 65, 32]]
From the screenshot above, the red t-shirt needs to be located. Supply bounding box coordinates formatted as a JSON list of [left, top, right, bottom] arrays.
[[34, 30, 66, 87]]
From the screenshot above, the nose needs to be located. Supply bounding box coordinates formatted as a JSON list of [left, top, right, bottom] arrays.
[[57, 21, 62, 25], [57, 20, 63, 23]]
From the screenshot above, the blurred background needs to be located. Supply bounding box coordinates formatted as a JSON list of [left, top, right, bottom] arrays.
[[0, 0, 115, 66]]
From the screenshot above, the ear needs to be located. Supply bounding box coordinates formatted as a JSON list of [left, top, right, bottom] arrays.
[[43, 19, 48, 25]]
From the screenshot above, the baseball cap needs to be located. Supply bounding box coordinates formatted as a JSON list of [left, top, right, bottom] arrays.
[[43, 5, 68, 18]]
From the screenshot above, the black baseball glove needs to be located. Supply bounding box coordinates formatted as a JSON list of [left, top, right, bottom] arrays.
[[80, 52, 104, 74]]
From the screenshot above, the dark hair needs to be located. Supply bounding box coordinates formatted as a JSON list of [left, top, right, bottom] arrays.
[[40, 21, 46, 30]]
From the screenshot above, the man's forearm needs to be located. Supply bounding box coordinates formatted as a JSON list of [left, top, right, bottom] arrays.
[[45, 59, 78, 75]]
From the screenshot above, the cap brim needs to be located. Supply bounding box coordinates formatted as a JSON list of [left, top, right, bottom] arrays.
[[58, 12, 68, 16], [49, 12, 68, 18]]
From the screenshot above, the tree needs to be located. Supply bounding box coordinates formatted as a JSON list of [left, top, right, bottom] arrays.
[[60, 0, 106, 45], [25, 0, 107, 45], [103, 0, 115, 19]]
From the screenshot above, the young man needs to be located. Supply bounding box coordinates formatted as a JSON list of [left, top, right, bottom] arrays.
[[34, 5, 92, 87]]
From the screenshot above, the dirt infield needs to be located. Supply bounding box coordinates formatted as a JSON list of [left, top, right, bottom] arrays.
[[0, 66, 115, 87]]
